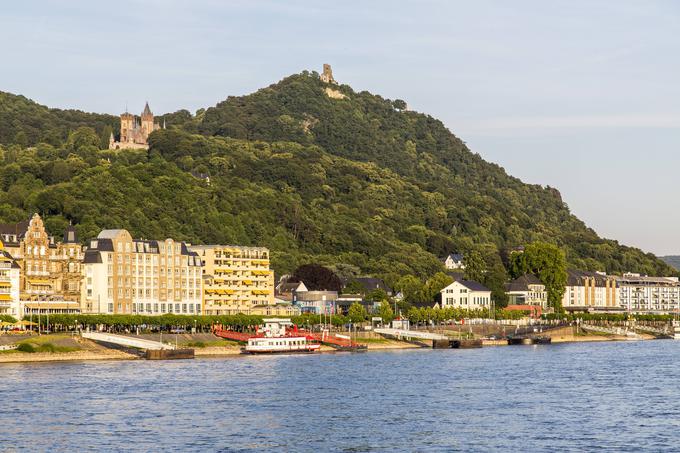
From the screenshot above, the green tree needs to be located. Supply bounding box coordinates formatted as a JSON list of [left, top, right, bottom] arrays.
[[348, 302, 367, 323], [343, 280, 365, 294], [395, 275, 424, 305], [422, 271, 454, 302], [378, 300, 394, 324], [509, 242, 568, 312], [463, 250, 486, 282]]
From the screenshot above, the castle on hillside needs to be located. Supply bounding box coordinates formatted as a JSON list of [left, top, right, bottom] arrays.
[[109, 102, 162, 150], [319, 64, 336, 84]]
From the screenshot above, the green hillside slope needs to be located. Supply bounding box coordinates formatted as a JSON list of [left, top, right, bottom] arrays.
[[659, 256, 680, 271], [0, 91, 118, 147], [0, 72, 674, 294]]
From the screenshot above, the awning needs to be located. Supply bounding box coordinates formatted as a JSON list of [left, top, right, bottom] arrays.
[[24, 302, 79, 310], [0, 281, 11, 287], [0, 294, 12, 301]]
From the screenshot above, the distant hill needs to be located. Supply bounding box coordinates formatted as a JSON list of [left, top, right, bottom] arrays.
[[0, 70, 675, 296], [659, 256, 680, 271], [0, 91, 117, 147]]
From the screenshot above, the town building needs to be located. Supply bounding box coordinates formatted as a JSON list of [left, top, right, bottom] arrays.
[[562, 270, 619, 312], [81, 229, 202, 315], [250, 302, 300, 317], [0, 214, 83, 316], [109, 102, 162, 150], [294, 290, 338, 314], [440, 279, 491, 310], [275, 279, 308, 302], [505, 274, 547, 308], [443, 253, 465, 270], [615, 273, 680, 313], [188, 245, 274, 315], [0, 241, 21, 319]]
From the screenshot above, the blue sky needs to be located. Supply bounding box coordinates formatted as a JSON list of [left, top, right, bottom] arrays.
[[2, 1, 679, 255]]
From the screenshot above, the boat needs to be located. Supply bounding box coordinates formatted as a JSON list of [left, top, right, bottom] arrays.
[[243, 318, 321, 354], [673, 320, 680, 340], [244, 336, 321, 354]]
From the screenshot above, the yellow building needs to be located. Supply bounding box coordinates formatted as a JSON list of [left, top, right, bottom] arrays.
[[0, 214, 82, 315], [188, 245, 274, 315]]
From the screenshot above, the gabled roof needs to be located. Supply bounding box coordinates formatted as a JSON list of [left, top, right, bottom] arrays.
[[0, 220, 29, 237], [446, 253, 464, 262], [566, 269, 612, 287], [506, 274, 543, 292], [457, 279, 490, 292]]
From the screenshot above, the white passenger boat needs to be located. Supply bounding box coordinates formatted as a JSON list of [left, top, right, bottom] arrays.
[[244, 336, 321, 354], [243, 318, 320, 354]]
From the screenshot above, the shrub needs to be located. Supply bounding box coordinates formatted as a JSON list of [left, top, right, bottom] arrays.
[[16, 343, 35, 353]]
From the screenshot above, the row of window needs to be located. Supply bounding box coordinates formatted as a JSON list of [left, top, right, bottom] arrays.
[[107, 303, 201, 314]]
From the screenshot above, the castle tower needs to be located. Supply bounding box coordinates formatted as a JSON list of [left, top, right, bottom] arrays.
[[120, 112, 134, 143], [320, 64, 336, 84], [140, 102, 154, 140]]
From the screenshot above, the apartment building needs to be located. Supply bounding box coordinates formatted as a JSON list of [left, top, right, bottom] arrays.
[[188, 245, 274, 315], [615, 273, 680, 313], [0, 242, 21, 319], [82, 229, 202, 315], [562, 270, 619, 311]]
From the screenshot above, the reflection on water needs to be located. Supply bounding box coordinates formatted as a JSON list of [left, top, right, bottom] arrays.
[[2, 342, 680, 451]]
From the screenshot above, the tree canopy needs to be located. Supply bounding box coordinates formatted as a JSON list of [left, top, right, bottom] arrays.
[[0, 71, 674, 290]]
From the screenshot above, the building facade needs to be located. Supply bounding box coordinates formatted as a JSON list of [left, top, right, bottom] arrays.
[[82, 229, 202, 315], [0, 214, 82, 315], [562, 270, 619, 311], [615, 273, 680, 313], [188, 245, 274, 315], [0, 242, 21, 319], [505, 274, 548, 308], [294, 290, 339, 314], [440, 280, 491, 310], [109, 102, 162, 150]]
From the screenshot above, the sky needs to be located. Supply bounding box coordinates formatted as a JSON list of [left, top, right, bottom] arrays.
[[1, 0, 679, 255]]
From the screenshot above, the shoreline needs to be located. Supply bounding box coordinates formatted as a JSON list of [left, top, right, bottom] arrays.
[[0, 334, 662, 364]]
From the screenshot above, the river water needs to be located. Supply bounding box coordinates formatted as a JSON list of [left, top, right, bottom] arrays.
[[1, 341, 680, 452]]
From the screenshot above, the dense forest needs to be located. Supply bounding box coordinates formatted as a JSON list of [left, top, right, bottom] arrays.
[[0, 71, 674, 305]]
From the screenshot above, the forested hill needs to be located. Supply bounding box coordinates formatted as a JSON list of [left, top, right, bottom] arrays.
[[0, 91, 118, 148], [0, 71, 674, 290], [660, 256, 680, 271]]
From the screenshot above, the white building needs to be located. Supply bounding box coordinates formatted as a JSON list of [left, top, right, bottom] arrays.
[[562, 270, 619, 311], [0, 242, 21, 319], [440, 280, 491, 309], [615, 273, 680, 313], [81, 229, 203, 315], [443, 253, 465, 270]]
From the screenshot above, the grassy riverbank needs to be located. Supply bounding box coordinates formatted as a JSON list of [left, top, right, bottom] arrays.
[[0, 334, 137, 363]]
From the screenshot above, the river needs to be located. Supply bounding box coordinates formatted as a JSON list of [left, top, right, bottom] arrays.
[[1, 340, 679, 452]]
